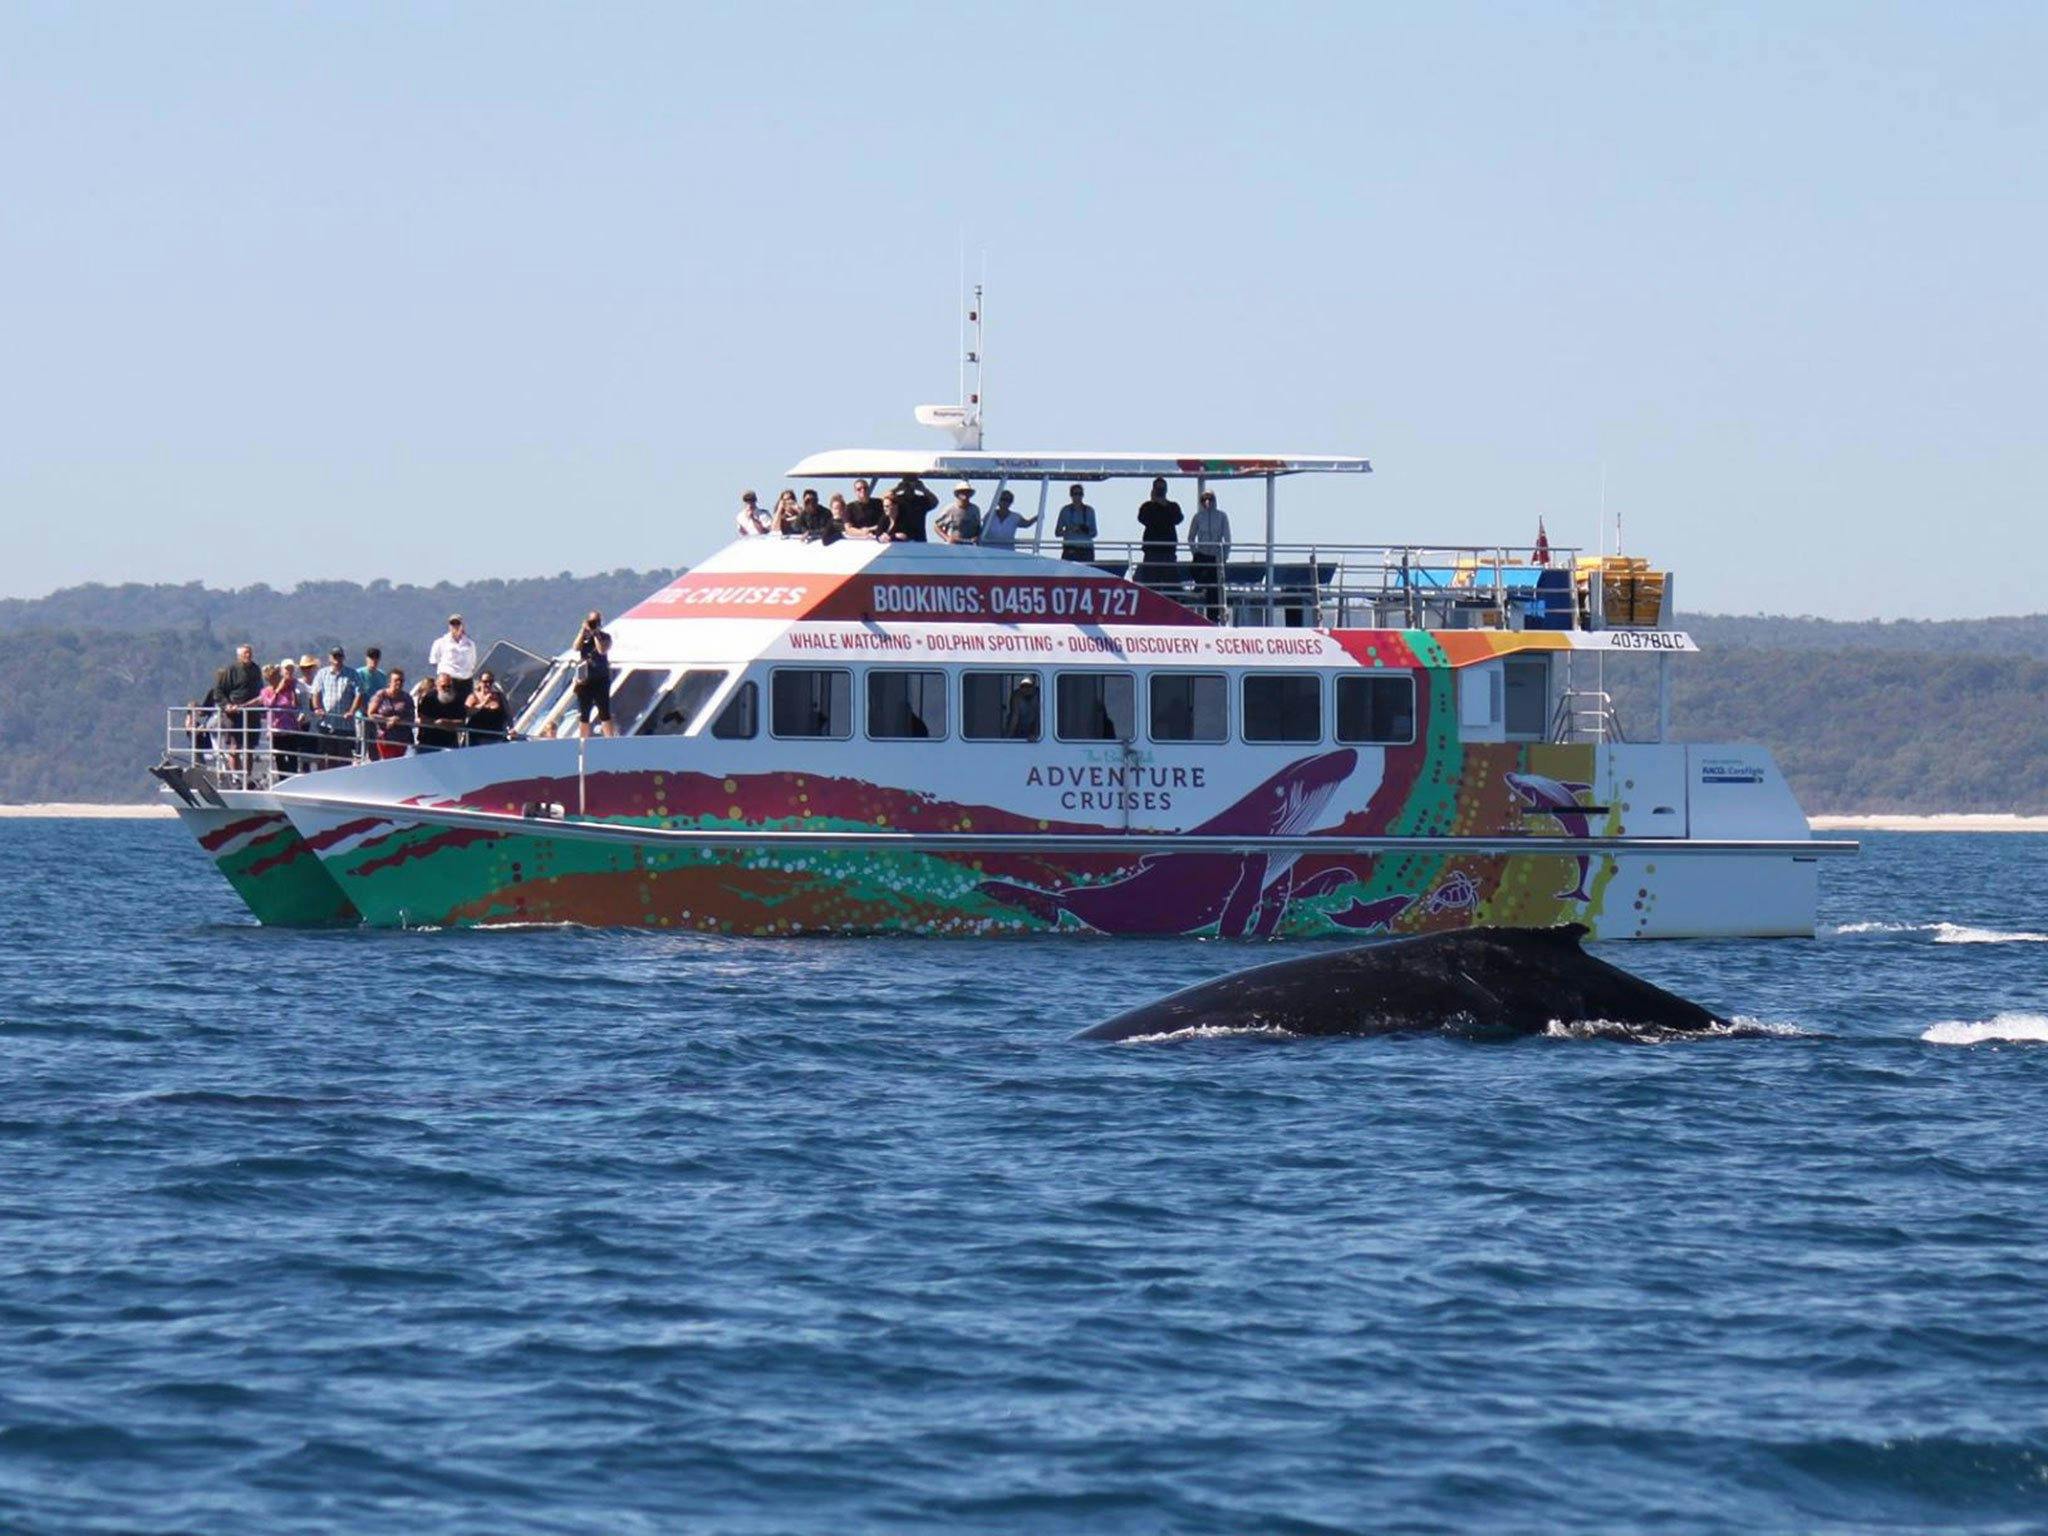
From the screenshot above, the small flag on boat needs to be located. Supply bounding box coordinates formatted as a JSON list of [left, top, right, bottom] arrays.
[[1533, 517, 1550, 566]]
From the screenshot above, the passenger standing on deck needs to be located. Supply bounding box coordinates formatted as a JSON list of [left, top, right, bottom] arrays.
[[367, 669, 416, 758], [978, 489, 1038, 549], [889, 475, 937, 542], [1136, 478, 1183, 590], [842, 479, 887, 538], [430, 615, 478, 683], [310, 646, 361, 767], [1188, 491, 1233, 619], [1054, 484, 1097, 563], [936, 482, 982, 544], [417, 675, 468, 750], [465, 672, 512, 743], [575, 627, 616, 738], [263, 660, 312, 775], [799, 489, 840, 544], [735, 490, 772, 537], [354, 647, 388, 710], [215, 643, 265, 775], [772, 490, 803, 537]]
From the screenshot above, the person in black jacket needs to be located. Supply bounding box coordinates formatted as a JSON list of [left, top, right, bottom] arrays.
[[888, 475, 938, 541], [1136, 478, 1183, 591], [416, 674, 468, 750], [214, 644, 264, 776]]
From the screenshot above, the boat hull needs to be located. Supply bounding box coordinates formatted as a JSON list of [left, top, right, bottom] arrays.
[[172, 802, 361, 928], [168, 734, 1828, 938]]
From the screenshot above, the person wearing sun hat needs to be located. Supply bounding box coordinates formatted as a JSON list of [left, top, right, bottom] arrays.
[[936, 481, 982, 544]]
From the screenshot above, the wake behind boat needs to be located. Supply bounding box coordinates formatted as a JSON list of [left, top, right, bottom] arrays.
[[152, 439, 1853, 937]]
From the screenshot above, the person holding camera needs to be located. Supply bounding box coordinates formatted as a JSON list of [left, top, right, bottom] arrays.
[[574, 613, 616, 738]]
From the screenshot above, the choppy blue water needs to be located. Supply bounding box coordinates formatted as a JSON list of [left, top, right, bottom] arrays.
[[3, 822, 2047, 1534]]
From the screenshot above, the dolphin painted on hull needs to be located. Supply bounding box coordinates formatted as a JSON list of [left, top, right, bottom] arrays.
[[1074, 924, 1729, 1041], [1506, 771, 1600, 903]]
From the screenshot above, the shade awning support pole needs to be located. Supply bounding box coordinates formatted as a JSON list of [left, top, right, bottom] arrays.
[[1263, 474, 1277, 625]]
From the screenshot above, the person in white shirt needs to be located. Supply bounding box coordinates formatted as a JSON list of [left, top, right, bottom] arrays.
[[735, 490, 772, 537], [1188, 493, 1233, 619], [977, 489, 1038, 549], [429, 614, 479, 682]]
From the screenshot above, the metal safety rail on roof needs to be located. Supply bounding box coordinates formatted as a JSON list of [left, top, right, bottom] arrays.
[[786, 450, 1372, 481]]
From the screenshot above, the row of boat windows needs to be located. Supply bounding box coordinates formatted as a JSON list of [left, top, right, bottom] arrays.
[[656, 667, 1419, 746], [522, 663, 1423, 746]]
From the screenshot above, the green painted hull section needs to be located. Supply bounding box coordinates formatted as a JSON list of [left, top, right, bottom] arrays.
[[176, 806, 361, 927]]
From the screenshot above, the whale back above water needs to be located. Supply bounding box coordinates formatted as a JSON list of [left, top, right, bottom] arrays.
[[1075, 924, 1730, 1042]]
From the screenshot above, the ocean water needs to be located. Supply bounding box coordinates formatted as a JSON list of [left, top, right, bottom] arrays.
[[3, 823, 2046, 1535]]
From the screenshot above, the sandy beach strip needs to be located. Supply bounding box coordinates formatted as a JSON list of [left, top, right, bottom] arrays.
[[1810, 813, 2048, 834], [0, 802, 178, 818]]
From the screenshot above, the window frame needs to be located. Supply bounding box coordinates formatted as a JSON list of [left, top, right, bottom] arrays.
[[1240, 671, 1325, 745], [1054, 670, 1138, 744], [712, 678, 759, 740], [959, 669, 1045, 743], [1502, 654, 1551, 742], [865, 668, 951, 742], [768, 667, 854, 741], [1335, 671, 1418, 747], [1147, 671, 1229, 744], [639, 668, 732, 737]]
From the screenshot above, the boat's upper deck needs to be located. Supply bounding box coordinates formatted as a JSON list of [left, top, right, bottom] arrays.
[[692, 446, 1677, 640]]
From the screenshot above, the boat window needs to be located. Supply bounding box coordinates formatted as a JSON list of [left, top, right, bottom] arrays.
[[606, 669, 670, 737], [1149, 673, 1227, 743], [961, 671, 1041, 741], [770, 668, 852, 739], [712, 680, 758, 739], [518, 662, 578, 737], [1503, 656, 1550, 741], [1056, 673, 1135, 742], [640, 670, 728, 736], [480, 641, 553, 718], [1336, 674, 1416, 745], [1242, 674, 1322, 743], [867, 670, 948, 741]]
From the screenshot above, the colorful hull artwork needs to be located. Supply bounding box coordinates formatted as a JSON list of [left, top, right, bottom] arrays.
[[175, 805, 361, 928], [259, 726, 1646, 937]]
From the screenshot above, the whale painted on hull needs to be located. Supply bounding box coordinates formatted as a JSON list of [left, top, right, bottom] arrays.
[[1074, 924, 1730, 1041], [977, 749, 1362, 937]]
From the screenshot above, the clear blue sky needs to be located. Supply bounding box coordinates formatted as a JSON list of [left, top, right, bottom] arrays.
[[3, 2, 2040, 617]]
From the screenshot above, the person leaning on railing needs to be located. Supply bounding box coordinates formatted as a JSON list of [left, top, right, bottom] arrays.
[[309, 646, 362, 769], [465, 672, 513, 745], [367, 669, 415, 759], [214, 644, 264, 775], [1055, 484, 1097, 563], [416, 674, 467, 751]]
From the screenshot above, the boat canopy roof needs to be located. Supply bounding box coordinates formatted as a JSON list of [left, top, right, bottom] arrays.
[[785, 449, 1372, 482]]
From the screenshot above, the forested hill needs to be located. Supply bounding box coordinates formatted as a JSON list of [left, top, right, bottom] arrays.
[[0, 570, 2043, 810]]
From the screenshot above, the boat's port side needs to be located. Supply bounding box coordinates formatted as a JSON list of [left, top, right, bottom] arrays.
[[172, 802, 362, 927]]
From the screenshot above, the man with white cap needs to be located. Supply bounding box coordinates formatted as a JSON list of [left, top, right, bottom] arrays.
[[935, 481, 982, 545]]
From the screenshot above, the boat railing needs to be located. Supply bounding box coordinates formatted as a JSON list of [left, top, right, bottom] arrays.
[[1018, 537, 1669, 631], [1550, 689, 1630, 745], [159, 708, 521, 793]]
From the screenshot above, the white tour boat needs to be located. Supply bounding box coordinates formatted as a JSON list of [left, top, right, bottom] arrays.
[[154, 445, 1853, 936]]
